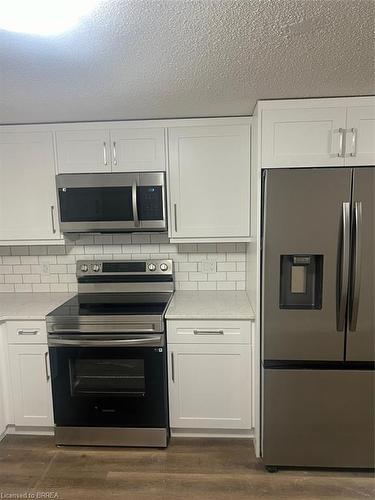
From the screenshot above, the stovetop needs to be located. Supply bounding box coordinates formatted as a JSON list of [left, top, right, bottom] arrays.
[[47, 293, 173, 318]]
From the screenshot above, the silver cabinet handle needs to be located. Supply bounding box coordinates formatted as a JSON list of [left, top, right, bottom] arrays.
[[171, 352, 175, 382], [50, 206, 56, 234], [103, 142, 108, 166], [193, 330, 224, 335], [337, 202, 351, 331], [113, 141, 117, 166], [44, 352, 50, 381], [349, 201, 362, 331], [17, 329, 39, 335], [337, 128, 344, 157], [132, 181, 140, 227], [174, 203, 178, 232], [349, 128, 357, 157]]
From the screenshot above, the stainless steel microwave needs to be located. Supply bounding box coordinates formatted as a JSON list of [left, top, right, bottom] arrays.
[[56, 172, 167, 233]]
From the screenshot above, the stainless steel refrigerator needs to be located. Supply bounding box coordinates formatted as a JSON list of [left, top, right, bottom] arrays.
[[261, 167, 374, 469]]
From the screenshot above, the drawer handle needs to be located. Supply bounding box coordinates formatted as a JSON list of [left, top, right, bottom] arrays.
[[17, 329, 39, 335], [193, 330, 224, 335]]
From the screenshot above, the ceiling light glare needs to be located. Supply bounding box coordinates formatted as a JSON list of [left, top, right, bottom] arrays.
[[0, 0, 103, 36]]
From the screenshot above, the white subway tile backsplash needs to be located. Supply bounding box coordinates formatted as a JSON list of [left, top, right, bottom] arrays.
[[13, 265, 31, 274], [15, 284, 32, 292], [0, 247, 11, 256], [217, 281, 236, 290], [3, 256, 21, 265], [11, 246, 29, 256], [22, 274, 41, 284], [0, 234, 246, 292], [198, 282, 217, 290]]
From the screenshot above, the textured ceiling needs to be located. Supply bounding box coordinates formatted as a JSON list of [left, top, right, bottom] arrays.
[[0, 0, 374, 124]]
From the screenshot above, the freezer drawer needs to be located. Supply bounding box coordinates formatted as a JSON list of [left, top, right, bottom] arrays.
[[263, 368, 375, 468]]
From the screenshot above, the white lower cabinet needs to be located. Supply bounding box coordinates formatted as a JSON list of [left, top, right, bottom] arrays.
[[167, 319, 252, 431], [8, 343, 53, 427]]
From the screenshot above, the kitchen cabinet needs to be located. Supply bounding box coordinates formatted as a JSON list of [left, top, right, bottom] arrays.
[[55, 125, 166, 173], [168, 121, 251, 242], [56, 129, 111, 173], [8, 343, 53, 427], [0, 130, 63, 245], [110, 128, 166, 172], [259, 97, 375, 168], [167, 319, 252, 431], [346, 106, 375, 166]]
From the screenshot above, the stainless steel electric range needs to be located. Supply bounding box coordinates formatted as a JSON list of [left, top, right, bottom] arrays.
[[46, 259, 174, 448]]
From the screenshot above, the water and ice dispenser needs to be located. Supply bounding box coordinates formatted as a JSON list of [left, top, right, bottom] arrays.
[[279, 255, 323, 309]]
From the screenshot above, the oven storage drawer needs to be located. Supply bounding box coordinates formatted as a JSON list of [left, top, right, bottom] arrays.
[[49, 345, 168, 428], [167, 320, 251, 344], [7, 320, 47, 344]]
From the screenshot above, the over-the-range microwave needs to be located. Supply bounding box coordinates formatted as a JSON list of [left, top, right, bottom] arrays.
[[56, 172, 167, 233]]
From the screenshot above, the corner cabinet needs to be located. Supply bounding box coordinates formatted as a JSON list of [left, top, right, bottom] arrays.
[[0, 130, 63, 245], [167, 319, 252, 434], [258, 97, 375, 168], [168, 119, 251, 242]]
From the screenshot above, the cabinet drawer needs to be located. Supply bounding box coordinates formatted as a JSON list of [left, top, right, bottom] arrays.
[[167, 320, 251, 344], [7, 321, 47, 344]]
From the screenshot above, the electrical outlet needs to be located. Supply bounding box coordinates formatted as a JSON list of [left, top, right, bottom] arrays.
[[201, 261, 216, 273], [42, 264, 50, 274]]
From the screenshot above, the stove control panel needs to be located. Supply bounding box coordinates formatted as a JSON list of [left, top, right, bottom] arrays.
[[77, 259, 173, 277]]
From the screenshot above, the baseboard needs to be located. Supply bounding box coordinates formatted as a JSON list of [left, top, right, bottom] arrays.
[[6, 425, 54, 436], [171, 428, 254, 438]]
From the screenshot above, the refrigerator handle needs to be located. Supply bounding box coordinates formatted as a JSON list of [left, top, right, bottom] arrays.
[[349, 202, 363, 331], [337, 202, 351, 332]]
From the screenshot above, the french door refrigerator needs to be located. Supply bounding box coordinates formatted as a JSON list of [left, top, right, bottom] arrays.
[[261, 167, 374, 469]]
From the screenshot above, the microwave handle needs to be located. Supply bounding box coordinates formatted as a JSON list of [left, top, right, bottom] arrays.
[[132, 181, 140, 227]]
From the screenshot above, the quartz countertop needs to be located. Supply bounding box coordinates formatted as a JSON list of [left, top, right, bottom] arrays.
[[165, 291, 255, 320], [0, 293, 74, 321]]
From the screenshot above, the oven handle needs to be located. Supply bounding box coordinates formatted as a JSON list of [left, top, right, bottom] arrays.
[[48, 335, 163, 347]]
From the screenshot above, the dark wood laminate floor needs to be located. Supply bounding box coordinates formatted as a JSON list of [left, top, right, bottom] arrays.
[[0, 436, 374, 500]]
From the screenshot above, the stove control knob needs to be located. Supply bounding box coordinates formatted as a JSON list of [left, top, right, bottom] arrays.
[[148, 263, 156, 272], [160, 263, 169, 272], [92, 264, 100, 272], [80, 264, 88, 273]]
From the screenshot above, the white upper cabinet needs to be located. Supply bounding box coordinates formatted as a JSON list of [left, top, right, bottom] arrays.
[[259, 97, 375, 168], [261, 107, 347, 168], [168, 121, 251, 241], [0, 131, 62, 243], [55, 125, 166, 173], [346, 106, 375, 166], [110, 128, 166, 172], [56, 129, 111, 173]]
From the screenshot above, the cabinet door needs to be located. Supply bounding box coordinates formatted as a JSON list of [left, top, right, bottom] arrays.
[[261, 107, 347, 167], [110, 128, 165, 172], [168, 344, 251, 429], [0, 131, 61, 241], [56, 129, 111, 173], [346, 106, 375, 166], [8, 344, 53, 427], [168, 125, 251, 238]]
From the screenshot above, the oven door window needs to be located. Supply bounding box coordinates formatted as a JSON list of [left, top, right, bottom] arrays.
[[59, 186, 133, 222], [69, 358, 145, 397]]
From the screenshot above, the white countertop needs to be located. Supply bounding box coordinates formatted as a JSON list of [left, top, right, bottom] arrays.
[[0, 293, 74, 321], [165, 291, 255, 320]]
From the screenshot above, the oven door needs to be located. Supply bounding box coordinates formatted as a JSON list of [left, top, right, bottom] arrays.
[[56, 172, 167, 233], [49, 336, 168, 428]]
